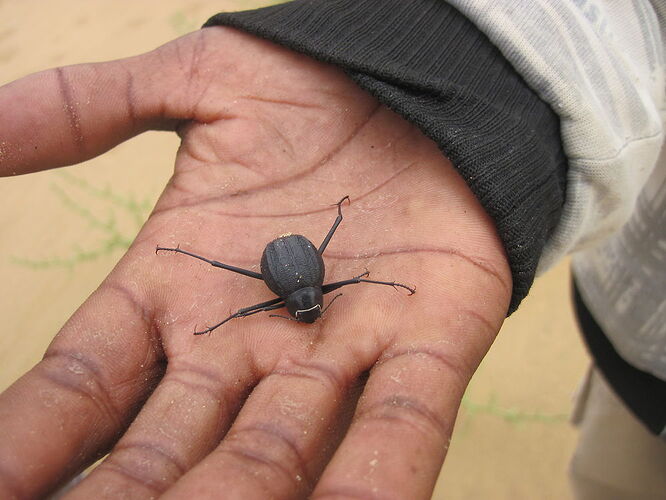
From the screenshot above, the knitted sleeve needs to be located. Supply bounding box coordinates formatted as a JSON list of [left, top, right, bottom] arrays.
[[204, 0, 569, 313]]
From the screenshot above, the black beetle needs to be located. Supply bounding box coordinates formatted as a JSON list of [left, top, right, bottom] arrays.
[[156, 196, 415, 335]]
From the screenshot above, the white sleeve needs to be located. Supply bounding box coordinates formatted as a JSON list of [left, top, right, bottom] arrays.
[[447, 0, 666, 272]]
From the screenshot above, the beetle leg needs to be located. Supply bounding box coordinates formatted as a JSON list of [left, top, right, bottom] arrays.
[[194, 297, 285, 335], [322, 271, 415, 295], [156, 245, 263, 280], [317, 195, 350, 254], [320, 271, 369, 293]]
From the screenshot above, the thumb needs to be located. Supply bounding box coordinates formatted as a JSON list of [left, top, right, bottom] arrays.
[[0, 28, 227, 177]]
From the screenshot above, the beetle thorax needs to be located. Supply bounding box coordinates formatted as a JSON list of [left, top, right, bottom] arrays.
[[285, 287, 324, 323]]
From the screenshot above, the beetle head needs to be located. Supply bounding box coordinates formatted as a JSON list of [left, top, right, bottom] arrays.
[[285, 287, 323, 323]]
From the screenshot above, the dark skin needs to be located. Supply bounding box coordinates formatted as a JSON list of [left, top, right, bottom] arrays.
[[0, 28, 511, 499]]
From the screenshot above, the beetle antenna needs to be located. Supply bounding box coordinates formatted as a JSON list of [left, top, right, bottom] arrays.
[[321, 293, 343, 316], [269, 314, 297, 321]]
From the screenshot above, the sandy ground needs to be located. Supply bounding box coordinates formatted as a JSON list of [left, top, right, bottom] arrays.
[[0, 1, 589, 498]]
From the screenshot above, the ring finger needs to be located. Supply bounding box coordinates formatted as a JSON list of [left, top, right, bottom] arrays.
[[62, 335, 259, 499]]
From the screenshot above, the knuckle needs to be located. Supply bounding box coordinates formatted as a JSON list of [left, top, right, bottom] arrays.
[[95, 463, 163, 496], [381, 346, 471, 392], [100, 440, 186, 492], [219, 423, 309, 490], [269, 357, 349, 397], [40, 348, 122, 428], [166, 358, 236, 403], [52, 66, 84, 150], [313, 487, 399, 500], [104, 282, 153, 331], [356, 393, 450, 442]]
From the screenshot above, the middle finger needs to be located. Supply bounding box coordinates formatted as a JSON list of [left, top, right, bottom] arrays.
[[162, 332, 376, 500]]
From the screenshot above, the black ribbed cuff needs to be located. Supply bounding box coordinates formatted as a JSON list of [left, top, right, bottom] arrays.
[[204, 0, 568, 313]]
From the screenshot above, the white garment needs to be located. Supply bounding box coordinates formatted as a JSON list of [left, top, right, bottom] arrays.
[[569, 368, 666, 498], [447, 0, 666, 384]]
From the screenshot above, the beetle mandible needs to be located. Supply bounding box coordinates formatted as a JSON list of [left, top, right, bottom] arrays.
[[156, 196, 415, 335]]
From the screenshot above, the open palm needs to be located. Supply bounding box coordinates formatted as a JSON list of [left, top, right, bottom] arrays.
[[0, 28, 510, 499]]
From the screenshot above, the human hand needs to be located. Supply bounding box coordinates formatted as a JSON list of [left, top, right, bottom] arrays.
[[0, 27, 511, 499]]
